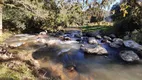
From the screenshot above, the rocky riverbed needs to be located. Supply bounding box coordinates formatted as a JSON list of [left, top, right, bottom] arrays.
[[1, 30, 142, 80]]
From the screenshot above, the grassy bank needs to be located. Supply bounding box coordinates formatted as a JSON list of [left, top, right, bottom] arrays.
[[81, 25, 113, 33], [0, 32, 37, 80], [0, 62, 36, 80], [0, 32, 12, 43]]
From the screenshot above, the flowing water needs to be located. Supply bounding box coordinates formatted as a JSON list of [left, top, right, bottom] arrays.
[[5, 32, 142, 80]]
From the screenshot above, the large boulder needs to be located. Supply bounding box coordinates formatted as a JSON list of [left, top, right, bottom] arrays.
[[109, 38, 123, 48], [81, 45, 108, 55], [109, 42, 120, 48], [88, 37, 98, 44], [119, 50, 140, 62], [123, 40, 142, 51], [113, 38, 123, 45]]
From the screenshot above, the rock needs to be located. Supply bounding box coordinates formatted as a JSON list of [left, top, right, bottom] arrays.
[[86, 30, 102, 37], [64, 37, 71, 41], [0, 46, 14, 61], [15, 34, 36, 41], [19, 37, 28, 41], [0, 54, 12, 61], [76, 38, 82, 42], [82, 45, 108, 55], [27, 35, 36, 38], [101, 39, 107, 43], [59, 36, 71, 41], [80, 44, 85, 47], [106, 40, 111, 44], [123, 40, 142, 51], [123, 35, 130, 40], [113, 38, 123, 45], [109, 42, 121, 48], [9, 42, 25, 48], [103, 36, 112, 41], [64, 64, 76, 72], [64, 34, 71, 37], [39, 30, 47, 35], [25, 59, 40, 69], [0, 47, 7, 53], [95, 35, 102, 39], [109, 34, 116, 39], [36, 38, 47, 43], [61, 41, 79, 44], [88, 37, 98, 44], [0, 46, 3, 52], [109, 38, 123, 48], [74, 34, 82, 38], [55, 31, 64, 37], [65, 30, 82, 38], [46, 39, 61, 46], [119, 50, 140, 62], [15, 34, 29, 37]]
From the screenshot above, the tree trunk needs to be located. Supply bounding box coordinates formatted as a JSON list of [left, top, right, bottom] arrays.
[[0, 4, 2, 36]]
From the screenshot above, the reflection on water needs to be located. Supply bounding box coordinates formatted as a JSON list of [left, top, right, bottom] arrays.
[[6, 33, 142, 80], [32, 40, 142, 80]]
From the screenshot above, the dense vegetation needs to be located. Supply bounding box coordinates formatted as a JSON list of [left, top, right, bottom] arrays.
[[2, 0, 114, 33], [110, 0, 142, 43], [1, 0, 142, 41]]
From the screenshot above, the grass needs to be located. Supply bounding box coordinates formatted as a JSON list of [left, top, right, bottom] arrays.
[[81, 25, 113, 32], [0, 32, 12, 44], [80, 21, 114, 32], [0, 32, 37, 80], [0, 62, 36, 80]]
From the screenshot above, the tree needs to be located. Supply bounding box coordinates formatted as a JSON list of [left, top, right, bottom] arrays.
[[111, 0, 142, 36], [0, 1, 2, 35], [3, 0, 50, 33], [2, 0, 114, 33]]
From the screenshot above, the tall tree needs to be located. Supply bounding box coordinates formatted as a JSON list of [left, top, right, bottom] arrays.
[[0, 1, 2, 35]]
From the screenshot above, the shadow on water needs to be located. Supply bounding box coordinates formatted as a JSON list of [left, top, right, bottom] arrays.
[[32, 45, 61, 60], [31, 36, 142, 80], [5, 32, 142, 80]]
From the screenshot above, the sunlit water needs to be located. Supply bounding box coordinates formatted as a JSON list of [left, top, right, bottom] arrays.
[[5, 33, 142, 80]]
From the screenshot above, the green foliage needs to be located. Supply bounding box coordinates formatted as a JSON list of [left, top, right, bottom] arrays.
[[81, 25, 112, 32], [3, 0, 113, 33], [3, 0, 47, 33], [120, 3, 130, 17], [0, 62, 35, 80], [111, 1, 142, 37], [131, 29, 142, 44], [0, 32, 12, 43]]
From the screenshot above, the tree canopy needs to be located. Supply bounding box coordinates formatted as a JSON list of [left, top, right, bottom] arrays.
[[110, 0, 142, 36], [2, 0, 114, 33]]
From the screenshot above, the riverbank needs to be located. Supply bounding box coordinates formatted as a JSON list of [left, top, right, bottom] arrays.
[[0, 29, 142, 80], [0, 32, 12, 43]]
